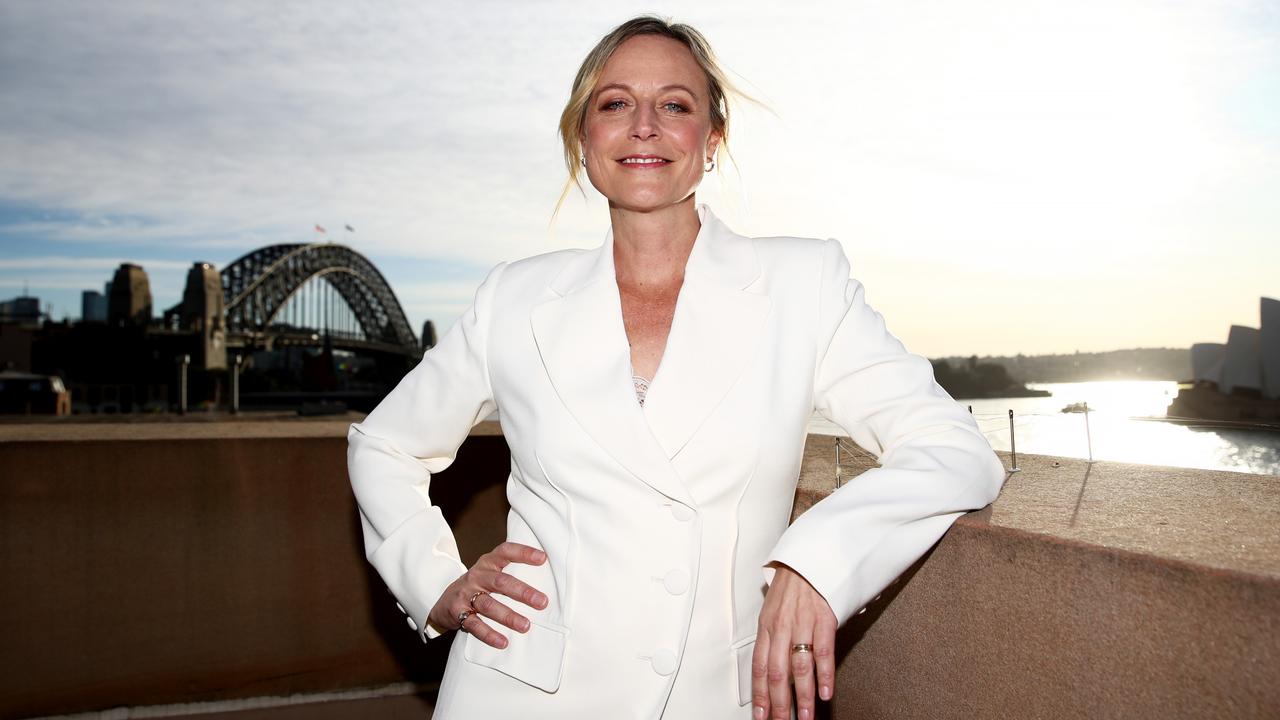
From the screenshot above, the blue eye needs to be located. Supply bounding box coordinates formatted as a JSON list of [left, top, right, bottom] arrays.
[[663, 102, 689, 113], [601, 99, 626, 111]]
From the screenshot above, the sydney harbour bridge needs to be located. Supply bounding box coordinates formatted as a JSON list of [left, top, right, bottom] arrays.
[[120, 241, 437, 412], [208, 242, 426, 358], [31, 240, 436, 414]]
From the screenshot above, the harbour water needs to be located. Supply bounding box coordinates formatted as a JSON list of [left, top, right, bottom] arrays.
[[809, 380, 1280, 477]]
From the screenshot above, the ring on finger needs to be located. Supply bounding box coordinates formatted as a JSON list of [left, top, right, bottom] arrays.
[[469, 590, 488, 609], [791, 643, 813, 654], [458, 609, 473, 632]]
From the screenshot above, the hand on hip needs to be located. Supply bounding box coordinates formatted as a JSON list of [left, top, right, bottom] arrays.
[[429, 541, 549, 648]]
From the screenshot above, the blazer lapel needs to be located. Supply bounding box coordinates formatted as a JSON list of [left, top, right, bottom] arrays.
[[641, 205, 771, 459], [530, 233, 696, 507]]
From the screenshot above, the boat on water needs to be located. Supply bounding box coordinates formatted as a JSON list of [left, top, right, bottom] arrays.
[[1166, 297, 1280, 428]]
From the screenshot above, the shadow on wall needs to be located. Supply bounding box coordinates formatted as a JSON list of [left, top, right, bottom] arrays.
[[356, 436, 515, 689], [0, 432, 513, 718]]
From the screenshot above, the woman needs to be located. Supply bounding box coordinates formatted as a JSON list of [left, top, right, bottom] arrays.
[[347, 15, 1005, 720]]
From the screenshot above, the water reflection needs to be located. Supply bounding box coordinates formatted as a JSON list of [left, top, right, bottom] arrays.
[[808, 380, 1280, 476]]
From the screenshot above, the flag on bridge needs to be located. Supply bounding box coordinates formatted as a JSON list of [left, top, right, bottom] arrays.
[[345, 224, 355, 232], [314, 224, 326, 234]]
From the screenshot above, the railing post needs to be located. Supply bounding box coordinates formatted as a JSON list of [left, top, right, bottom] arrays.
[[179, 354, 190, 415], [1084, 401, 1094, 464], [835, 436, 843, 489], [232, 354, 241, 415], [1008, 409, 1020, 473]]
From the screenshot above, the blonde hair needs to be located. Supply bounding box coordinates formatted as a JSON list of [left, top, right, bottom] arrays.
[[554, 15, 750, 218]]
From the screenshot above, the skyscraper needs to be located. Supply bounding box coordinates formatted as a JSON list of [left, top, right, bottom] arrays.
[[81, 290, 107, 322], [107, 264, 151, 326]]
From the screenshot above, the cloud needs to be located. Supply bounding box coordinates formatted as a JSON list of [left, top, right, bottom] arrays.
[[1, 2, 559, 256], [0, 0, 1276, 354], [0, 256, 191, 272]]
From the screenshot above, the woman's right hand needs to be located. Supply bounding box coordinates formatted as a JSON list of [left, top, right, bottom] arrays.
[[428, 541, 549, 648]]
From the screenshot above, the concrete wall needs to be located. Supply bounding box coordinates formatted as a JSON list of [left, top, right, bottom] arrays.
[[1, 423, 1277, 719], [0, 425, 509, 719], [826, 518, 1279, 718], [800, 441, 1280, 719]]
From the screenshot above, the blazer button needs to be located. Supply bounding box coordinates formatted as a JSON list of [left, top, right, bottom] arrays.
[[663, 568, 690, 595], [670, 504, 694, 522], [651, 649, 678, 676], [406, 616, 418, 631], [396, 602, 407, 615]]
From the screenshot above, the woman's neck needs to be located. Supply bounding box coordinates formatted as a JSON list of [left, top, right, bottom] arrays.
[[609, 197, 700, 291]]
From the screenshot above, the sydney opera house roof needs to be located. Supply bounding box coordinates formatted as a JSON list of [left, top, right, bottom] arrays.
[[1263, 297, 1280, 399], [1191, 297, 1280, 399]]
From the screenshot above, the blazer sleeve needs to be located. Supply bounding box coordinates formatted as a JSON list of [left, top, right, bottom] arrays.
[[347, 261, 507, 642], [763, 239, 1006, 625]]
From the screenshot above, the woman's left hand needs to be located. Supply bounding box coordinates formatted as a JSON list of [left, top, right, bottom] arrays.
[[752, 563, 838, 720]]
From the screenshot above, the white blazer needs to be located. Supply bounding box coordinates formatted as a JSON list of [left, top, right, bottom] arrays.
[[347, 204, 1006, 718]]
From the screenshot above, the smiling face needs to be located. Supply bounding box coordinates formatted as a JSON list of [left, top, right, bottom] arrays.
[[580, 34, 721, 213]]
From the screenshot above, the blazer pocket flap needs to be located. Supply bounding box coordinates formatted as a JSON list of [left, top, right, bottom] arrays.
[[732, 633, 757, 707], [464, 619, 569, 693]]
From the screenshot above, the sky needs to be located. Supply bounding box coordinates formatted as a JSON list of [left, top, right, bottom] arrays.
[[0, 0, 1276, 358]]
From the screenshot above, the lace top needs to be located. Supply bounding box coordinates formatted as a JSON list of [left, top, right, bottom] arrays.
[[632, 374, 651, 406]]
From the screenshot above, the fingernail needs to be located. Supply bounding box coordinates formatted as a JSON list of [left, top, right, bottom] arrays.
[[519, 619, 530, 632], [821, 685, 831, 700], [753, 706, 764, 720], [496, 637, 507, 648], [800, 709, 810, 720]]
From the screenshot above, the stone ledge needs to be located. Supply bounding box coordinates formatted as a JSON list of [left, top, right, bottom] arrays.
[[793, 435, 1280, 718], [2, 423, 1276, 718], [0, 416, 500, 443], [798, 434, 1280, 580]]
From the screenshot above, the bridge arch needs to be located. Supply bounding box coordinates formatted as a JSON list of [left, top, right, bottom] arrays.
[[221, 243, 417, 351]]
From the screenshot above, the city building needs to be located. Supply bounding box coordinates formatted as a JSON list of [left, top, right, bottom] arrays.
[[81, 290, 107, 322], [108, 263, 152, 326], [0, 295, 41, 324]]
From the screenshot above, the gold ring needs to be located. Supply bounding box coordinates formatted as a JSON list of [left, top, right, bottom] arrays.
[[469, 590, 488, 608], [791, 643, 813, 654]]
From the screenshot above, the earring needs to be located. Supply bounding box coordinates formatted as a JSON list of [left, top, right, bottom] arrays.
[[704, 158, 716, 172], [581, 155, 587, 168]]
